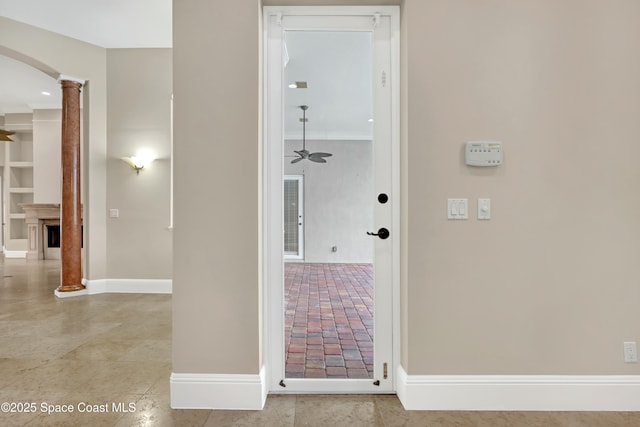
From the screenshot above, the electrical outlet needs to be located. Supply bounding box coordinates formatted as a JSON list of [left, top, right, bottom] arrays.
[[624, 342, 637, 363]]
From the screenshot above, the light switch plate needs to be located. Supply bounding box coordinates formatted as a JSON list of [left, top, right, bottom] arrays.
[[109, 208, 119, 218], [448, 199, 468, 220], [478, 198, 491, 220]]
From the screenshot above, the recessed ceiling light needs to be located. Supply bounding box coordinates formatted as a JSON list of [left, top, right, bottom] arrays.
[[368, 118, 374, 123], [288, 81, 308, 89], [41, 91, 51, 96]]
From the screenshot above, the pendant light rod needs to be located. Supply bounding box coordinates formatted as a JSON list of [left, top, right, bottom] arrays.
[[290, 105, 332, 164], [300, 105, 307, 151]]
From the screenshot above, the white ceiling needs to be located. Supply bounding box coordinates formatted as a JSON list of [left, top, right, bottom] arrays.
[[1, 2, 373, 141], [0, 0, 171, 116], [284, 31, 372, 141], [0, 0, 172, 48], [0, 54, 63, 114]]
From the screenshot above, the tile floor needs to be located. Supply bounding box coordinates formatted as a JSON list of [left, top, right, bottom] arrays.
[[1, 258, 639, 426], [285, 263, 374, 379]]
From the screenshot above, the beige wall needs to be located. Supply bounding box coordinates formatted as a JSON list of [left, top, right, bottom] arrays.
[[172, 0, 261, 374], [33, 109, 62, 203], [174, 0, 640, 378], [0, 17, 108, 279], [106, 49, 173, 279], [284, 139, 374, 263], [404, 0, 640, 375]]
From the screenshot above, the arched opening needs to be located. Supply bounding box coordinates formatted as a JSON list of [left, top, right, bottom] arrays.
[[0, 50, 61, 255], [0, 47, 85, 291]]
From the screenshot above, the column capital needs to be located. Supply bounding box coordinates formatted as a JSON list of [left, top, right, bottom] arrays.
[[57, 74, 85, 86]]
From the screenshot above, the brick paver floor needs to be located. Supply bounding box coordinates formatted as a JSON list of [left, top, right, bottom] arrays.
[[284, 263, 374, 379]]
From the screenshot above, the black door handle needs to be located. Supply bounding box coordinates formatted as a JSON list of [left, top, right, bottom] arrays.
[[367, 227, 390, 239]]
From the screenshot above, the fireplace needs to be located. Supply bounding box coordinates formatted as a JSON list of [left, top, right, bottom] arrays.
[[20, 203, 83, 260], [19, 204, 61, 260], [43, 223, 61, 260], [47, 225, 61, 248], [45, 225, 82, 250]]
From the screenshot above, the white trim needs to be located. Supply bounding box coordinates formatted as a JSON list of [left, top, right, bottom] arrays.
[[267, 5, 400, 18], [170, 367, 267, 410], [264, 8, 285, 392], [3, 247, 27, 258], [169, 94, 174, 229], [84, 278, 172, 294], [396, 366, 640, 411], [274, 378, 391, 394], [389, 6, 402, 392], [263, 5, 401, 394], [54, 278, 172, 298], [54, 288, 89, 298]]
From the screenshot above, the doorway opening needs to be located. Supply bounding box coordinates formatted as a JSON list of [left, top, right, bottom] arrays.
[[264, 6, 400, 394], [283, 28, 375, 381]]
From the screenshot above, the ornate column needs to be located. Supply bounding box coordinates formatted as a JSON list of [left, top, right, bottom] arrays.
[[57, 79, 84, 292]]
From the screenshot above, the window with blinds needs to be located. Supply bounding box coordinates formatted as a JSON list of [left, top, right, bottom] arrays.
[[284, 176, 303, 258]]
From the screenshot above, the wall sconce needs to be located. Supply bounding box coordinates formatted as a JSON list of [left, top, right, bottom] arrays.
[[121, 151, 156, 175]]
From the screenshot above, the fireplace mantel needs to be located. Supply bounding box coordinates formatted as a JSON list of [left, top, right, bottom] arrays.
[[20, 203, 61, 260], [20, 203, 61, 220]]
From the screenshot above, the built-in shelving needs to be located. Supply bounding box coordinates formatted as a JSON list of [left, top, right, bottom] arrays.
[[2, 120, 34, 252], [8, 161, 33, 168]]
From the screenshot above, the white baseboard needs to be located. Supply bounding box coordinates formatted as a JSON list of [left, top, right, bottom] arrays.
[[170, 367, 267, 410], [53, 278, 171, 298], [54, 288, 89, 298], [3, 248, 27, 258], [397, 366, 640, 411], [84, 278, 172, 294]]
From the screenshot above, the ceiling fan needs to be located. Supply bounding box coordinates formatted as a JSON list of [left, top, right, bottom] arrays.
[[0, 129, 16, 142], [290, 105, 332, 164]]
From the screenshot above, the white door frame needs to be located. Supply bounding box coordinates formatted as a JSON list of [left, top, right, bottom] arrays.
[[263, 5, 400, 394]]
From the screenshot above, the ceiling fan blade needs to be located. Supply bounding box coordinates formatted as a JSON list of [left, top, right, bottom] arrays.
[[291, 157, 304, 164], [308, 152, 332, 161], [308, 157, 327, 163]]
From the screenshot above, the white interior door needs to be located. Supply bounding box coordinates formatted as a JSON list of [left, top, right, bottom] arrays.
[[264, 6, 399, 393]]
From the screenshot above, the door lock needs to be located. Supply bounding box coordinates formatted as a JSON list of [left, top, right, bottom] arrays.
[[366, 227, 390, 239]]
